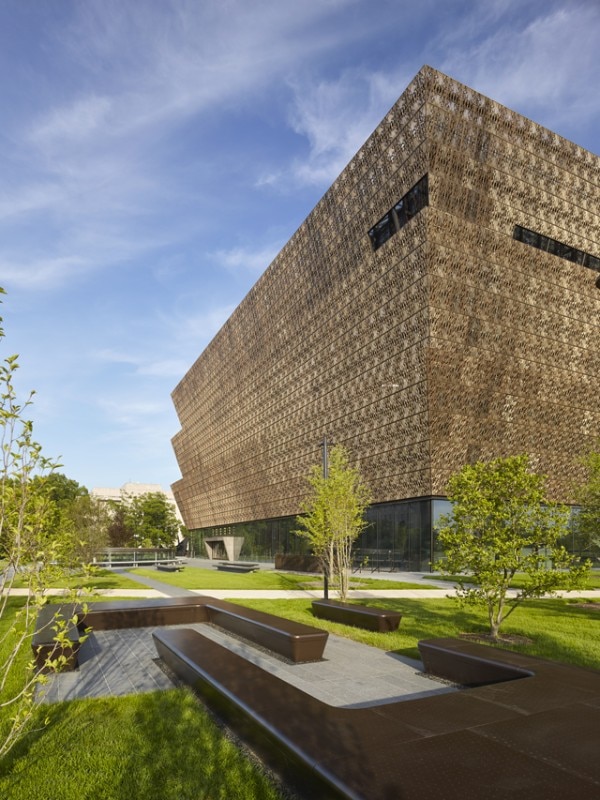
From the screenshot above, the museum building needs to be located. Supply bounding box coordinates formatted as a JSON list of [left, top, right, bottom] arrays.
[[171, 66, 600, 571]]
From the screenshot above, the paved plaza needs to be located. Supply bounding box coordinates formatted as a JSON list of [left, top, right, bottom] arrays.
[[39, 621, 457, 707], [36, 564, 456, 707]]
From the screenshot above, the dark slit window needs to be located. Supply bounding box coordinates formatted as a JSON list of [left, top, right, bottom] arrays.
[[369, 175, 428, 251], [514, 225, 599, 273]]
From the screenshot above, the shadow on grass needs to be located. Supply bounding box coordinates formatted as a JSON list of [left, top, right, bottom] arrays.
[[1, 690, 283, 800], [272, 572, 319, 591], [118, 689, 281, 799], [0, 701, 72, 780]]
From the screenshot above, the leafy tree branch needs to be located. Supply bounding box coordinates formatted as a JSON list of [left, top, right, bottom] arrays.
[[437, 455, 590, 640]]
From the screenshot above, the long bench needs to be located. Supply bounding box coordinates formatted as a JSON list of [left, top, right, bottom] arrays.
[[152, 629, 600, 800], [419, 636, 535, 685], [216, 562, 260, 573], [32, 596, 328, 667], [312, 599, 402, 632]]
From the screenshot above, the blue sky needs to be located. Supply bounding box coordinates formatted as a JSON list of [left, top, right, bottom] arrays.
[[0, 0, 598, 492]]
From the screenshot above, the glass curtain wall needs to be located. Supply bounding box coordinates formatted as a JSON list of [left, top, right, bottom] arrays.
[[187, 498, 437, 570], [355, 499, 433, 572]]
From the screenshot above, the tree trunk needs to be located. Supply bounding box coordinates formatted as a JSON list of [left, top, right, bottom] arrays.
[[489, 596, 504, 640]]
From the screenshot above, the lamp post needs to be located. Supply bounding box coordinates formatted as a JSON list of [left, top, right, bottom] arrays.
[[321, 436, 329, 600]]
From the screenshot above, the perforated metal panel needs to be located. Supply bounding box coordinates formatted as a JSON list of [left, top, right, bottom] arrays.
[[171, 66, 600, 531]]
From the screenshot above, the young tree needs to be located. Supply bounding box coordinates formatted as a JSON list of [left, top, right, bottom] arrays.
[[296, 444, 370, 601], [0, 293, 85, 758], [437, 455, 590, 640], [124, 492, 181, 548], [574, 449, 600, 559]]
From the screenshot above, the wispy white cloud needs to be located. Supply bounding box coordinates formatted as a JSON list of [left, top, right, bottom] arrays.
[[30, 0, 364, 150], [95, 390, 180, 444], [3, 1, 365, 292], [287, 67, 411, 186], [0, 183, 68, 220], [94, 349, 140, 366], [439, 3, 600, 130], [137, 359, 192, 379], [94, 348, 191, 379], [255, 171, 284, 189], [29, 95, 113, 146], [97, 396, 170, 424], [0, 255, 92, 290], [170, 303, 237, 350], [212, 243, 281, 276]]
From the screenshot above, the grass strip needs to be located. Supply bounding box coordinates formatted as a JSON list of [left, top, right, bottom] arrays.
[[132, 566, 426, 591], [8, 569, 145, 591], [423, 570, 600, 590]]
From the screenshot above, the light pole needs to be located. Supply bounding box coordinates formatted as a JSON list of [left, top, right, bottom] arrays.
[[321, 436, 329, 600]]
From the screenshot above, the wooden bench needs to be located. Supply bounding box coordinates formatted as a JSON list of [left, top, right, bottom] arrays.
[[33, 596, 328, 668], [216, 562, 260, 573], [206, 598, 326, 662], [418, 637, 534, 686], [312, 599, 402, 632], [31, 603, 84, 673], [156, 563, 184, 572], [152, 630, 600, 800]]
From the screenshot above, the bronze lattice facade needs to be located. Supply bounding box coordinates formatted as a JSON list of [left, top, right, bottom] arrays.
[[171, 66, 600, 566]]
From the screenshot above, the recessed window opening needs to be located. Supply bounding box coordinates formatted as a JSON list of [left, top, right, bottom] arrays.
[[513, 224, 600, 273], [369, 174, 429, 251]]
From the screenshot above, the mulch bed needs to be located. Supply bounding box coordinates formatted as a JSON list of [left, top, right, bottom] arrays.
[[459, 632, 533, 645]]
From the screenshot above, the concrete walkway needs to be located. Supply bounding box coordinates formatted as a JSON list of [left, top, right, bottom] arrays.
[[103, 555, 600, 601], [9, 565, 600, 600], [119, 568, 197, 597], [39, 622, 457, 709]]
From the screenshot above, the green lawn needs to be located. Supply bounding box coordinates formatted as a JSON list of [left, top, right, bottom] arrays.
[[132, 565, 426, 590], [0, 689, 283, 800], [7, 569, 144, 592], [424, 570, 600, 590], [231, 596, 600, 670], [0, 596, 283, 799], [2, 590, 598, 798]]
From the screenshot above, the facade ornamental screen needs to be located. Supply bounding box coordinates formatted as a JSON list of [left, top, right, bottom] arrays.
[[171, 66, 600, 568]]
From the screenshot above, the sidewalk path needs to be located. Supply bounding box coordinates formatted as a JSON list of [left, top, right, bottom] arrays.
[[4, 588, 167, 597], [5, 562, 600, 600], [120, 568, 196, 597], [6, 584, 600, 600], [187, 587, 600, 599]]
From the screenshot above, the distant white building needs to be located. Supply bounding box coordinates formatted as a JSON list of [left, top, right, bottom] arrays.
[[91, 482, 184, 524]]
